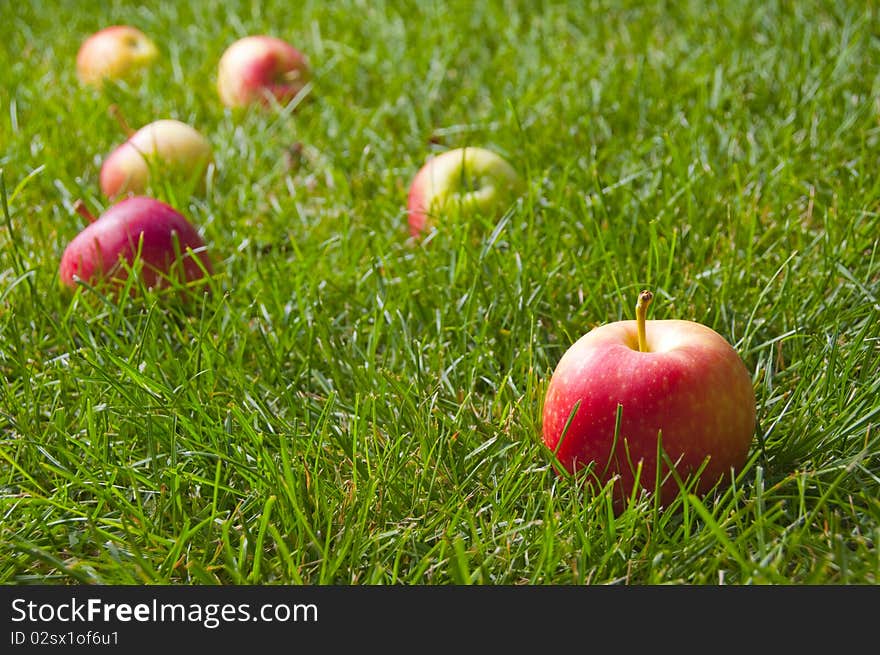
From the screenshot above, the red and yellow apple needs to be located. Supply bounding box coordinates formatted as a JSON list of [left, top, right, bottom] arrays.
[[541, 291, 756, 507], [406, 146, 523, 239], [217, 35, 311, 108], [99, 118, 214, 199], [76, 26, 159, 88], [60, 196, 213, 293]]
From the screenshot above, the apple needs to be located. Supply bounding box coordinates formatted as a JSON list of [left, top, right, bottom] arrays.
[[406, 146, 523, 239], [76, 26, 159, 88], [99, 117, 214, 199], [60, 197, 213, 293], [217, 35, 311, 108], [541, 291, 756, 508]]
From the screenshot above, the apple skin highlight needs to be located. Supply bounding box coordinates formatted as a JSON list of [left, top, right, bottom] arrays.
[[542, 318, 756, 507]]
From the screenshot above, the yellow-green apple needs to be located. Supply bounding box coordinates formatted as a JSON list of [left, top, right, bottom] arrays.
[[99, 118, 214, 199], [406, 146, 523, 239], [60, 197, 213, 293], [76, 26, 159, 88], [541, 291, 756, 508], [217, 35, 310, 108]]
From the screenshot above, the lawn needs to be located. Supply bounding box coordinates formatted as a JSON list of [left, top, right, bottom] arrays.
[[1, 0, 878, 585]]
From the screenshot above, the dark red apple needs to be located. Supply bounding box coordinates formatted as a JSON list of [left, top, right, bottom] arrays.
[[542, 291, 756, 508], [59, 196, 213, 292]]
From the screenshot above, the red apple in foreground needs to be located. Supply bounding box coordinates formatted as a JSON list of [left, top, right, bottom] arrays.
[[542, 291, 756, 508], [100, 118, 214, 199], [406, 146, 523, 239], [76, 26, 159, 88], [217, 35, 311, 108], [60, 197, 213, 293]]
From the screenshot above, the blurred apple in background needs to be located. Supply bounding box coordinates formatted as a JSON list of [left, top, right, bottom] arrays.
[[406, 146, 524, 239], [217, 35, 311, 108], [541, 290, 756, 508], [60, 196, 213, 293], [76, 26, 159, 88], [99, 117, 214, 199]]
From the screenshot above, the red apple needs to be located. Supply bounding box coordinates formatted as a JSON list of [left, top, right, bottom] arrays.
[[100, 118, 214, 199], [217, 35, 311, 108], [541, 291, 756, 507], [60, 197, 213, 293], [76, 26, 159, 88], [406, 146, 523, 239]]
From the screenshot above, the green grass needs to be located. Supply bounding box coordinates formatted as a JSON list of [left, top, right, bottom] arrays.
[[1, 0, 878, 585]]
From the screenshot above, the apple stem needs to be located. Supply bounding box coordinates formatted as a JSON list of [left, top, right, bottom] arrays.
[[73, 199, 97, 224], [636, 289, 654, 353], [108, 104, 135, 138]]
